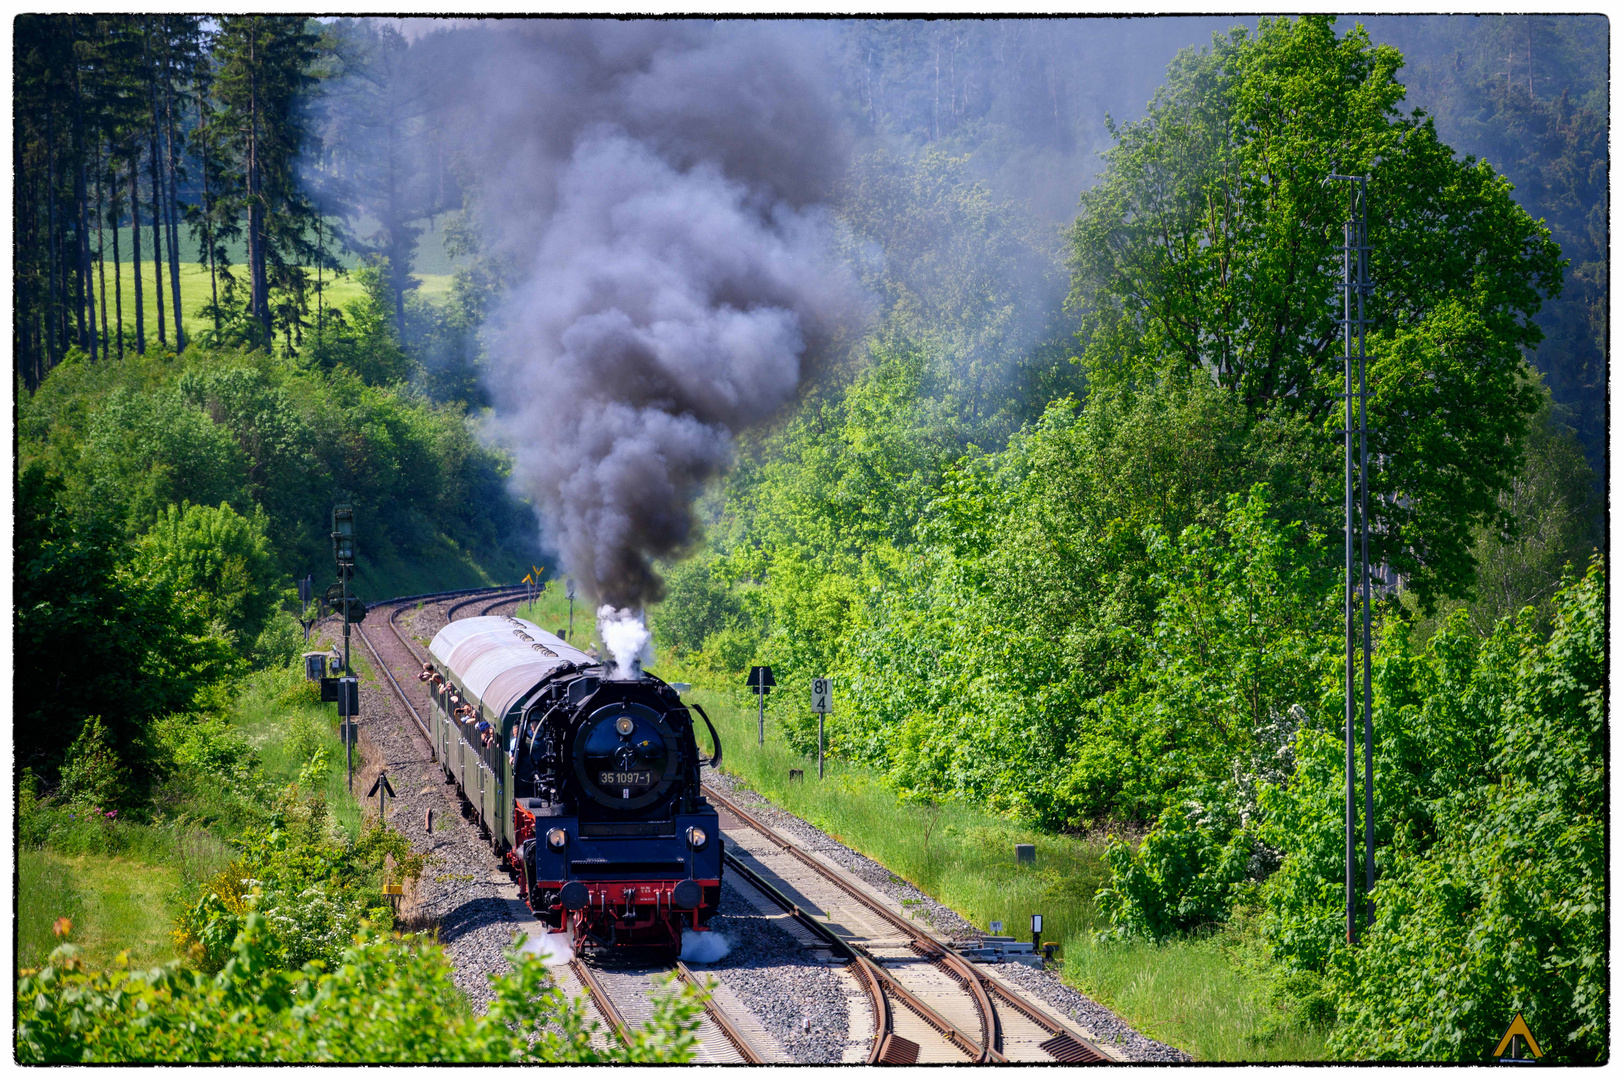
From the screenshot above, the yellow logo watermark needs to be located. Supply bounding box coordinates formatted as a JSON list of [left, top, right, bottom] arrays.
[[1494, 1013, 1542, 1063]]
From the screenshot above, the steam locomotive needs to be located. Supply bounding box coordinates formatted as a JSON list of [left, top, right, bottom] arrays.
[[420, 615, 724, 949]]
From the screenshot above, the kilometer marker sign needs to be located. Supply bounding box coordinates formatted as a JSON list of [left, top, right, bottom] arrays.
[[811, 678, 832, 780]]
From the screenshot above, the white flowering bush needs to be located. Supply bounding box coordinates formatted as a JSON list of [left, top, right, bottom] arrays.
[[256, 883, 361, 969]]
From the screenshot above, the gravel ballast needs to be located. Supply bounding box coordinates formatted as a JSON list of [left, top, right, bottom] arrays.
[[688, 880, 852, 1063], [339, 598, 532, 1013]]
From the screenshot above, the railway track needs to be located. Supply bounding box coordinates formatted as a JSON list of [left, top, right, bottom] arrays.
[[351, 584, 1115, 1064], [352, 585, 768, 1063], [707, 784, 1115, 1064], [351, 585, 528, 744], [568, 955, 773, 1063]]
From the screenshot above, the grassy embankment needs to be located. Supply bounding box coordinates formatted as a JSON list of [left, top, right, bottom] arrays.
[[513, 585, 1327, 1062], [18, 631, 371, 974], [350, 544, 523, 605]]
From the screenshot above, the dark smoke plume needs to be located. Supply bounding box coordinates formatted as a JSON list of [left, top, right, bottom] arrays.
[[437, 21, 863, 607]]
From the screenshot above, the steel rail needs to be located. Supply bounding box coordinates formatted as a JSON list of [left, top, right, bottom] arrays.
[[966, 965, 1113, 1063], [723, 851, 899, 1065], [907, 938, 1001, 1059], [570, 958, 632, 1046], [856, 950, 1001, 1063], [724, 847, 994, 1062], [353, 616, 432, 743], [446, 585, 528, 621], [356, 586, 765, 1064], [707, 785, 923, 940], [352, 585, 518, 743], [672, 960, 768, 1063], [709, 785, 1022, 1063], [353, 584, 527, 742], [479, 591, 527, 617]]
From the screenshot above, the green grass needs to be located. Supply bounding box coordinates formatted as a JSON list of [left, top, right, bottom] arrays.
[[515, 585, 600, 652], [232, 663, 369, 842], [683, 683, 1109, 948], [17, 848, 85, 970], [17, 662, 376, 976], [1064, 917, 1330, 1061], [19, 848, 183, 971], [85, 259, 455, 348]]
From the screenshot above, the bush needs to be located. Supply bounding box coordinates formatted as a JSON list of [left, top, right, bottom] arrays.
[[137, 502, 280, 652], [1258, 561, 1605, 1062], [151, 713, 259, 784], [18, 917, 706, 1062], [74, 387, 249, 531], [59, 717, 124, 811], [15, 465, 238, 780], [17, 775, 167, 860], [1322, 563, 1606, 1063], [172, 790, 431, 973], [1094, 791, 1252, 943], [174, 874, 362, 974], [250, 610, 306, 670], [655, 559, 746, 656]]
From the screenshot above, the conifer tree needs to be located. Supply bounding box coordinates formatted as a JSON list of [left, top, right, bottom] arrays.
[[209, 15, 321, 345]]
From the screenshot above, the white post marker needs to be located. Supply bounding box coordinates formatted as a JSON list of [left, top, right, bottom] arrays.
[[810, 677, 833, 779]]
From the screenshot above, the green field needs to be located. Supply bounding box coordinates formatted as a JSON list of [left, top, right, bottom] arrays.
[[84, 259, 454, 348], [18, 849, 183, 972]]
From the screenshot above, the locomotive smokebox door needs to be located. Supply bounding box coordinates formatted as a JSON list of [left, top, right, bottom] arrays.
[[571, 701, 682, 811]]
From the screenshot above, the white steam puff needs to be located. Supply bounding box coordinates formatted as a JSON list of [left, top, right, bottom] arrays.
[[597, 605, 653, 679], [679, 929, 731, 963], [515, 930, 576, 967], [456, 22, 864, 608]]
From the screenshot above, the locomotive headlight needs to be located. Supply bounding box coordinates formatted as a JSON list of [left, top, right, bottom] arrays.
[[686, 826, 708, 850], [615, 716, 635, 736], [547, 828, 568, 850]]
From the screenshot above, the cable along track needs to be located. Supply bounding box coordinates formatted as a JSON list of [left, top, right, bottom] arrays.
[[353, 585, 769, 1064], [707, 783, 1115, 1064]]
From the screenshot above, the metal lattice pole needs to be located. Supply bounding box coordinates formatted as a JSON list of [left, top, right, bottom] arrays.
[[1330, 172, 1376, 943], [1358, 176, 1376, 931], [1341, 182, 1358, 945]]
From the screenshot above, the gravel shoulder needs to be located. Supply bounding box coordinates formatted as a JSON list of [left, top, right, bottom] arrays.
[[342, 597, 532, 1013]]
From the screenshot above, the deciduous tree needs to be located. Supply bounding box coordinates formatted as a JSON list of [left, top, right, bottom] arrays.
[[1068, 15, 1564, 608]]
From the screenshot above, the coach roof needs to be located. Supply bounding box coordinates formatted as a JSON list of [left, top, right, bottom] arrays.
[[429, 615, 595, 722]]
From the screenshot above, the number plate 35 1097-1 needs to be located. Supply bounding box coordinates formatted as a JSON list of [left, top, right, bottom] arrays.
[[599, 771, 653, 786]]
